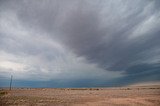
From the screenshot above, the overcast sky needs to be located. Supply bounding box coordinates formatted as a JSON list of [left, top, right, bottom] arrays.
[[0, 0, 160, 87]]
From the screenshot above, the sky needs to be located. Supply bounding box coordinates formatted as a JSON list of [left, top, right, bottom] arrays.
[[0, 0, 160, 88]]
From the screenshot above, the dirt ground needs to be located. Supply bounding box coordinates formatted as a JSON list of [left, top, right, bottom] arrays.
[[0, 85, 160, 106]]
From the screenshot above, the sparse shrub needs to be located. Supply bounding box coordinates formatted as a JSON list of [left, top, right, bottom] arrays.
[[126, 88, 131, 90], [0, 91, 8, 96]]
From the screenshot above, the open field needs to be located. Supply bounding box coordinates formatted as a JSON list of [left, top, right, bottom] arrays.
[[0, 85, 160, 106]]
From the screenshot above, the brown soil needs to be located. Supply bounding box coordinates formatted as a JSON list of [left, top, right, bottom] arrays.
[[0, 85, 160, 106]]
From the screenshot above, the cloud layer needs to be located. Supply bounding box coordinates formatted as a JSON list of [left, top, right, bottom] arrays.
[[0, 0, 160, 87]]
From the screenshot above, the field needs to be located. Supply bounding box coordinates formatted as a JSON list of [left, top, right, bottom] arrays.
[[0, 85, 160, 106]]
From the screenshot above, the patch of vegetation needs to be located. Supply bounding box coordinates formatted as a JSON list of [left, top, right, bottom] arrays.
[[0, 90, 8, 106], [126, 88, 131, 90], [69, 88, 100, 90], [0, 90, 8, 96]]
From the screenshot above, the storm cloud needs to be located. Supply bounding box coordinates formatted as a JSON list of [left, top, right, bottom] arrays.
[[0, 0, 160, 87]]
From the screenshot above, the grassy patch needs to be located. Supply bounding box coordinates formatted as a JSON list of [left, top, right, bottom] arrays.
[[0, 90, 8, 96], [0, 90, 8, 106]]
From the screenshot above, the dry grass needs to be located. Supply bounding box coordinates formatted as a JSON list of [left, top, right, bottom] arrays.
[[0, 85, 160, 106]]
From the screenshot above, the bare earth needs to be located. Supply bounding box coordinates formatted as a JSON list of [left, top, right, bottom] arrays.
[[0, 85, 160, 106]]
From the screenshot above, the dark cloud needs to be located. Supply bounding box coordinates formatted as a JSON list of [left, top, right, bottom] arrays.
[[57, 0, 160, 73], [0, 0, 160, 87]]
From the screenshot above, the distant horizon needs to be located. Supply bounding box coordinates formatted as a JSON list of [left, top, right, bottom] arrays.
[[1, 78, 160, 88]]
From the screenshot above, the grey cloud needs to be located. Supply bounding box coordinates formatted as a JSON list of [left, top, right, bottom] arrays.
[[55, 0, 160, 82], [57, 0, 160, 72], [0, 0, 160, 86]]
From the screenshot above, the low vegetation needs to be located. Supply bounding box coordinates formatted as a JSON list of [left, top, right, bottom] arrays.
[[0, 86, 160, 106]]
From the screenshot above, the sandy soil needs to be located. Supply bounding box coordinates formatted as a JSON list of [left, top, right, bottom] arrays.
[[0, 85, 160, 106]]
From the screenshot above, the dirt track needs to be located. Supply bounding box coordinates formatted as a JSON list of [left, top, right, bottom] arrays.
[[0, 85, 160, 106]]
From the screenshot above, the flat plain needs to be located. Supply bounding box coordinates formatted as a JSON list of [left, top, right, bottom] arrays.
[[0, 85, 160, 106]]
